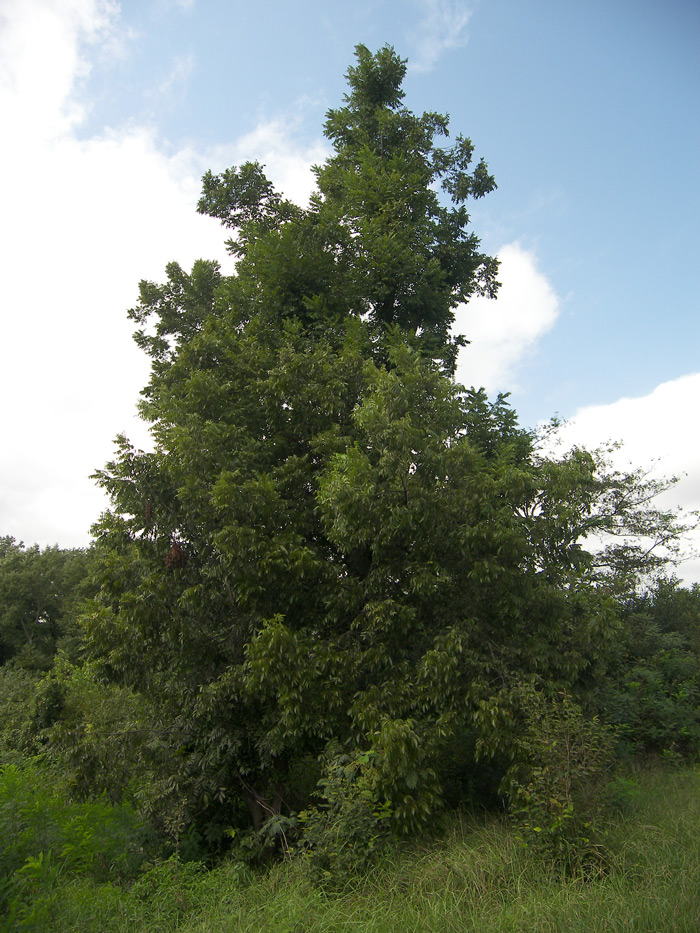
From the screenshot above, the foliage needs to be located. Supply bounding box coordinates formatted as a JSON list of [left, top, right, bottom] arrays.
[[195, 43, 498, 374], [0, 761, 146, 929], [297, 747, 393, 881], [3, 765, 699, 932], [0, 666, 42, 763], [79, 44, 695, 864], [0, 537, 94, 670], [129, 856, 209, 923], [41, 661, 161, 807], [502, 687, 614, 875], [591, 578, 700, 758]]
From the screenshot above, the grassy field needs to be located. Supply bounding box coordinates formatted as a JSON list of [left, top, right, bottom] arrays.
[[7, 764, 700, 932]]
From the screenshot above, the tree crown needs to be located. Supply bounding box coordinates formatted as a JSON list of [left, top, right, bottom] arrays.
[[192, 44, 499, 372]]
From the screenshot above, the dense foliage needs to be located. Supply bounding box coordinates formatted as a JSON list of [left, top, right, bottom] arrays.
[[0, 759, 699, 930], [0, 538, 93, 671], [593, 578, 700, 758], [71, 46, 697, 859], [1, 48, 697, 906], [0, 762, 146, 928]]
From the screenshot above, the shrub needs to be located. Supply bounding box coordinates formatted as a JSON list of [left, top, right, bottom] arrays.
[[297, 747, 393, 881], [0, 761, 147, 926], [504, 687, 614, 875]]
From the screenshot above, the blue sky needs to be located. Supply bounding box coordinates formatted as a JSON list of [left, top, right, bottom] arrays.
[[1, 0, 698, 579]]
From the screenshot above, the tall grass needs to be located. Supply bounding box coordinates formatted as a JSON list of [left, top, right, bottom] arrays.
[[6, 764, 700, 932]]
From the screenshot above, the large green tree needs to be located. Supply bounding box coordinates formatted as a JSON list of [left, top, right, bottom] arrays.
[[83, 46, 686, 845]]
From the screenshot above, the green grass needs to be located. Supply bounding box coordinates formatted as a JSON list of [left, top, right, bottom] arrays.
[[8, 765, 700, 932]]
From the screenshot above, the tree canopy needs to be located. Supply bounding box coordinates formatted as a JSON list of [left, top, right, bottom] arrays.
[[0, 538, 93, 670], [82, 45, 692, 851], [192, 44, 498, 374]]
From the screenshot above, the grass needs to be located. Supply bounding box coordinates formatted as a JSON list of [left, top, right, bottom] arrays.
[[8, 764, 700, 932]]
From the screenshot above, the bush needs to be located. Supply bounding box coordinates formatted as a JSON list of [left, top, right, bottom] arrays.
[[297, 747, 393, 882], [596, 613, 700, 758], [504, 688, 614, 875], [0, 667, 42, 763], [0, 761, 147, 927]]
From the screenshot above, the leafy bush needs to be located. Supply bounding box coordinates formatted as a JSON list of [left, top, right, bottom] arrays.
[[0, 667, 42, 764], [42, 661, 158, 806], [130, 855, 207, 921], [0, 761, 147, 927], [297, 747, 393, 881], [594, 583, 700, 759], [504, 688, 614, 875]]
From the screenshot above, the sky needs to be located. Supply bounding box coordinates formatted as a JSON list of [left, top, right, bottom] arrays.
[[1, 0, 698, 581]]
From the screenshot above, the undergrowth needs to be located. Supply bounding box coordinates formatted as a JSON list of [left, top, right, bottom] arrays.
[[2, 762, 699, 931]]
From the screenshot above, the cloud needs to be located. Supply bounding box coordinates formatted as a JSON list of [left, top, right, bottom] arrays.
[[409, 0, 472, 72], [214, 118, 329, 208], [159, 0, 196, 11], [453, 243, 560, 393], [553, 374, 700, 585], [0, 0, 120, 141], [0, 123, 226, 544], [0, 0, 328, 548]]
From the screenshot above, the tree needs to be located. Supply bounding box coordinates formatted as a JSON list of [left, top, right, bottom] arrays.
[[194, 43, 498, 373], [588, 577, 700, 757], [0, 538, 93, 670], [83, 46, 691, 849]]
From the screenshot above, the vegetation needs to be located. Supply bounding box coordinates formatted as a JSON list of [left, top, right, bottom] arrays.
[[0, 43, 699, 930], [0, 538, 94, 670], [75, 44, 695, 858], [0, 761, 699, 931]]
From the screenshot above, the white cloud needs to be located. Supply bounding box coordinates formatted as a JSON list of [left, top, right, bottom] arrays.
[[159, 0, 196, 11], [209, 118, 329, 209], [454, 242, 560, 393], [553, 374, 700, 585], [0, 1, 327, 549], [0, 124, 226, 544], [0, 0, 119, 141], [409, 0, 472, 73]]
